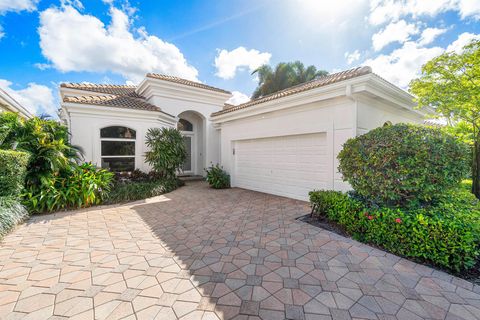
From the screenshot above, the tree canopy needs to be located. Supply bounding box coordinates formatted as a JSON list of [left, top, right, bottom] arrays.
[[251, 61, 328, 99], [410, 39, 480, 197]]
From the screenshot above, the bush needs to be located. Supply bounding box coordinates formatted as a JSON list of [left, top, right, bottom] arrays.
[[0, 113, 81, 189], [145, 128, 187, 180], [309, 190, 480, 271], [205, 164, 230, 189], [0, 150, 30, 197], [338, 124, 469, 207], [0, 197, 29, 238], [104, 179, 182, 204], [24, 163, 113, 213]]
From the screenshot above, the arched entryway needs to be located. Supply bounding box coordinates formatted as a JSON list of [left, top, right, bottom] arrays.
[[177, 111, 205, 176]]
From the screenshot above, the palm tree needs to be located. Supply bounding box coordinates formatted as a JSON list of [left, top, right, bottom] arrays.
[[251, 61, 328, 99]]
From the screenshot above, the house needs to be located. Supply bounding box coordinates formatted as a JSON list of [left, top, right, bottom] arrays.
[[0, 88, 33, 119], [59, 66, 425, 200]]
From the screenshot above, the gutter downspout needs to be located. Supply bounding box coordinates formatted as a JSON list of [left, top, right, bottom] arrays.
[[346, 84, 358, 136]]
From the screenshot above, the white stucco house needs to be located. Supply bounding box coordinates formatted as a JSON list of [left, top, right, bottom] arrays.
[[0, 88, 33, 119], [60, 66, 425, 200]]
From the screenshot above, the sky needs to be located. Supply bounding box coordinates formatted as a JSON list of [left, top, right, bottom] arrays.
[[0, 0, 479, 116]]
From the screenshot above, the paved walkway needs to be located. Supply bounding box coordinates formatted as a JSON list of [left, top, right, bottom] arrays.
[[1, 182, 479, 320]]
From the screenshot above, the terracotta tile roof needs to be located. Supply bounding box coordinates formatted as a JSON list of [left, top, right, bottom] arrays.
[[60, 83, 142, 97], [211, 66, 372, 117], [146, 73, 231, 94], [63, 94, 173, 116]]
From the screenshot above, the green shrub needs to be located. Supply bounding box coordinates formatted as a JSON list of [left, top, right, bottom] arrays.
[[24, 163, 113, 213], [338, 124, 469, 207], [0, 197, 29, 238], [104, 179, 181, 204], [205, 164, 230, 189], [145, 128, 187, 180], [0, 150, 30, 197], [0, 113, 81, 189], [309, 190, 480, 271]]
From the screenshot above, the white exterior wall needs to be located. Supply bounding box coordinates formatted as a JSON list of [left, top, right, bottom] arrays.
[[218, 97, 356, 192], [66, 107, 175, 172], [356, 96, 424, 135], [148, 95, 223, 173]]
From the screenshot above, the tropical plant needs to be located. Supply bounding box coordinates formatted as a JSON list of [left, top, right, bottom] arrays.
[[338, 124, 469, 207], [145, 128, 187, 180], [251, 61, 328, 98], [23, 163, 113, 213], [0, 112, 81, 188], [410, 39, 480, 198], [205, 164, 230, 189]]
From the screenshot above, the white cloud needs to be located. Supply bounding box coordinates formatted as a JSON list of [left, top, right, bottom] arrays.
[[372, 20, 419, 51], [38, 5, 198, 83], [214, 47, 271, 80], [418, 27, 448, 45], [446, 32, 480, 52], [369, 0, 479, 25], [345, 50, 361, 64], [34, 63, 51, 70], [364, 32, 480, 88], [457, 0, 480, 19], [364, 42, 444, 88], [0, 0, 38, 13], [0, 79, 56, 115], [0, 0, 39, 40], [226, 91, 250, 106]]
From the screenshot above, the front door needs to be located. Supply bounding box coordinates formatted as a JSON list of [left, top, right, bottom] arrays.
[[181, 135, 193, 174]]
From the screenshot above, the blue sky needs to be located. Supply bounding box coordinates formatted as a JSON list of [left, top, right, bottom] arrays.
[[0, 0, 479, 116]]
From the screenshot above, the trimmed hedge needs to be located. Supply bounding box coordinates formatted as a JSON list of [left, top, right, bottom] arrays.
[[0, 197, 29, 238], [0, 150, 30, 198], [104, 179, 182, 205], [309, 189, 480, 272], [338, 124, 469, 207]]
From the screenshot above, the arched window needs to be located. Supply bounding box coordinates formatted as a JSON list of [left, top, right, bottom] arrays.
[[177, 118, 193, 132], [100, 126, 136, 172]]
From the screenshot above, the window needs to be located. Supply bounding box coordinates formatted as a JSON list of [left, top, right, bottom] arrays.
[[100, 126, 136, 172], [177, 119, 193, 131]]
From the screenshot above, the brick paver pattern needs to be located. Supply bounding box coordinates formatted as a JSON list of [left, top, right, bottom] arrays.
[[1, 181, 479, 319]]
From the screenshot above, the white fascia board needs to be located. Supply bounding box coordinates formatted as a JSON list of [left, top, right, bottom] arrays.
[[212, 74, 427, 124], [0, 88, 33, 118], [211, 81, 354, 124], [357, 75, 428, 117], [62, 102, 177, 126], [59, 87, 116, 99], [137, 78, 232, 106]]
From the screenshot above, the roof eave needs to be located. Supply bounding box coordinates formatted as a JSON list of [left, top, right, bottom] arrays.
[[137, 77, 232, 105], [62, 100, 176, 121]]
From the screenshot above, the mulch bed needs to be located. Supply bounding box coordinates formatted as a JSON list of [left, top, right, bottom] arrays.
[[298, 214, 480, 285]]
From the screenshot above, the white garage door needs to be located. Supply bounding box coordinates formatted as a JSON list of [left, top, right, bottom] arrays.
[[234, 133, 328, 200]]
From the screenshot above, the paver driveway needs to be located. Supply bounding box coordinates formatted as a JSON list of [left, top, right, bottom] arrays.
[[1, 182, 479, 320]]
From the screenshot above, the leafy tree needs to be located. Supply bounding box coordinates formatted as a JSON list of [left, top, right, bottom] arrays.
[[410, 40, 480, 198], [145, 128, 187, 181], [251, 61, 328, 98]]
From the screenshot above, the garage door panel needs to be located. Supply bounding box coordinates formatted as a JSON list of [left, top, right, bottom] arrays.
[[234, 133, 328, 201]]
